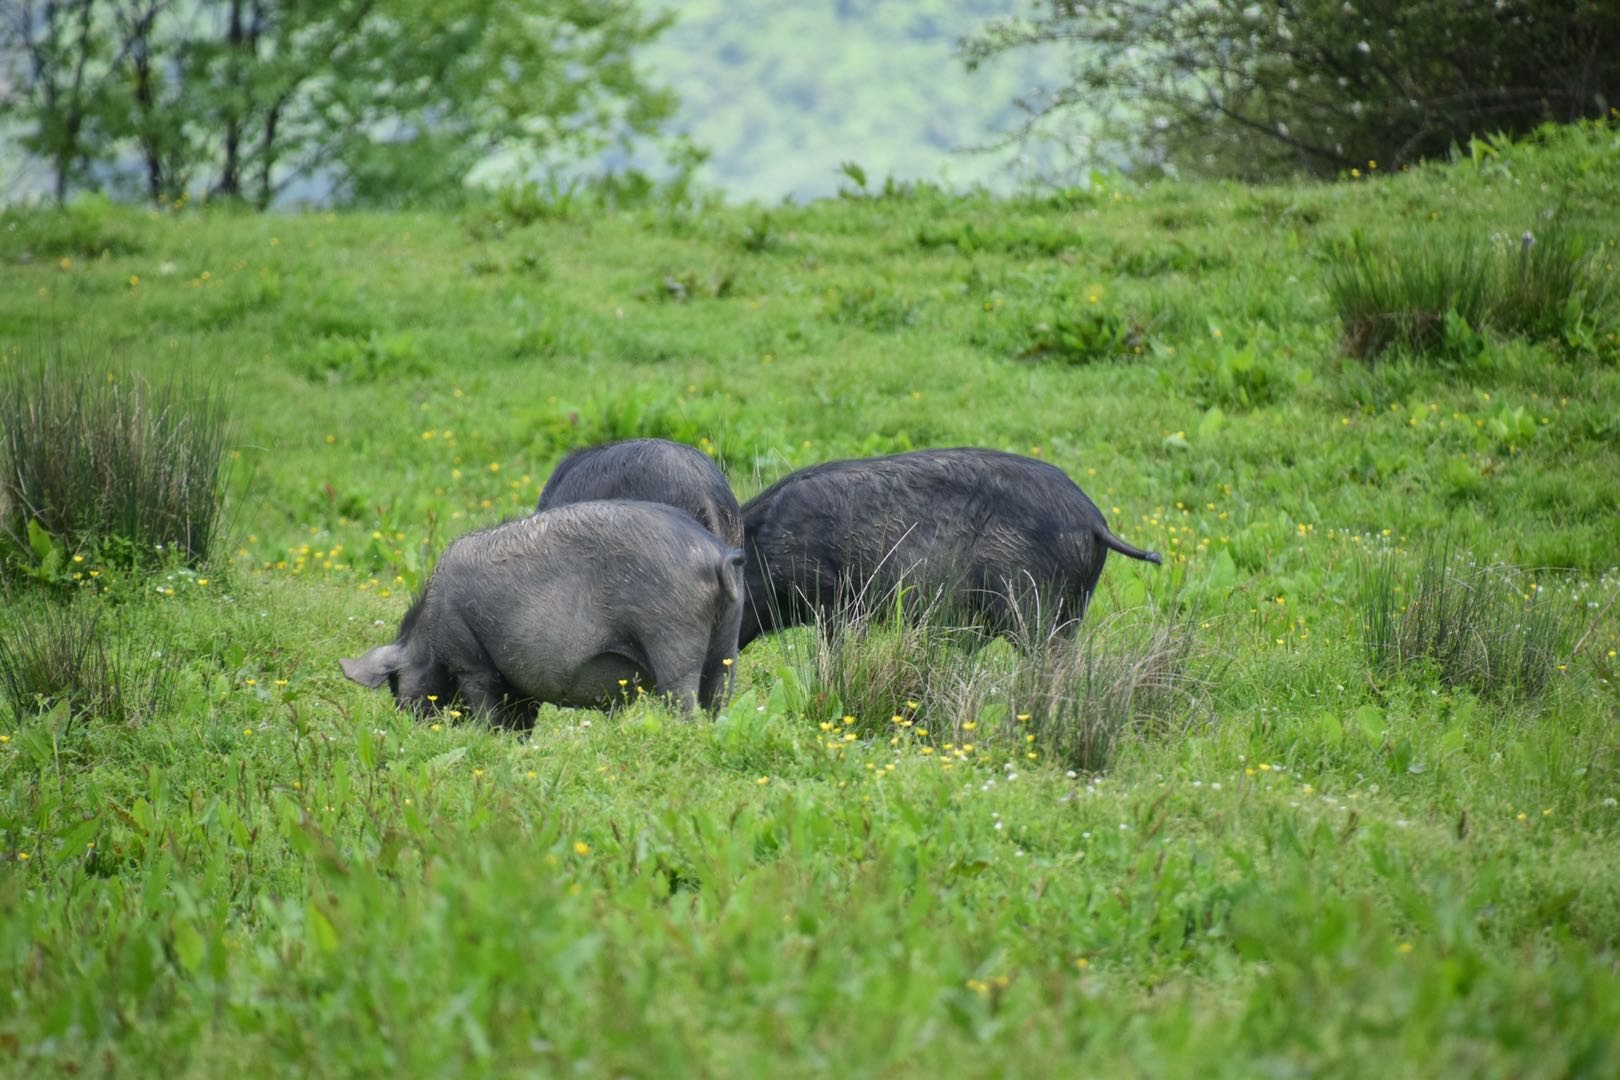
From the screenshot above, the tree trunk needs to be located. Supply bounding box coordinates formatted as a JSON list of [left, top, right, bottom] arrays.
[[47, 0, 99, 205], [214, 0, 246, 198], [255, 92, 284, 210], [129, 14, 162, 201]]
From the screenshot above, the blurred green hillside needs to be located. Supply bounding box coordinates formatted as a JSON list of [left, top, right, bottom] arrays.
[[645, 0, 1074, 201]]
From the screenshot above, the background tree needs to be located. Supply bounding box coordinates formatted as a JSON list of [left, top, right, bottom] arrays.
[[0, 0, 678, 207], [315, 0, 678, 207], [962, 0, 1620, 179], [106, 0, 187, 203], [2, 1, 121, 203]]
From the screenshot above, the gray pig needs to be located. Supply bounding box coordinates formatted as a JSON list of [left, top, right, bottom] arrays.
[[341, 501, 745, 723], [739, 447, 1162, 648], [537, 438, 743, 548]]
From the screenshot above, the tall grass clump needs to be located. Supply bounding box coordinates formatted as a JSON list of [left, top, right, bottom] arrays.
[[773, 587, 1204, 771], [1330, 221, 1614, 360], [769, 588, 970, 736], [1358, 544, 1583, 701], [0, 601, 175, 727], [940, 609, 1206, 771], [1493, 222, 1615, 342], [1329, 230, 1495, 359], [0, 361, 230, 574]]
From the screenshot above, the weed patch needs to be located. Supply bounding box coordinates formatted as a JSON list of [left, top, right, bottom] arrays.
[[1177, 333, 1310, 409], [0, 199, 145, 262], [915, 219, 1081, 257], [1105, 238, 1230, 277], [635, 267, 738, 303], [946, 610, 1205, 772], [1018, 307, 1155, 365], [823, 282, 922, 331]]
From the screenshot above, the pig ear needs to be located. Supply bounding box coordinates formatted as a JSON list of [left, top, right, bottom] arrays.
[[339, 643, 404, 689]]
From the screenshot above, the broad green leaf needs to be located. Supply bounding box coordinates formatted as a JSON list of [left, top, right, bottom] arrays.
[[1353, 704, 1385, 742], [427, 746, 468, 773], [170, 919, 206, 974], [306, 901, 339, 953], [27, 518, 56, 563]]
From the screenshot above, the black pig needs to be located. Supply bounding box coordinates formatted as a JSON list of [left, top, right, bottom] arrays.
[[738, 448, 1161, 647], [341, 501, 745, 723], [537, 438, 742, 547]]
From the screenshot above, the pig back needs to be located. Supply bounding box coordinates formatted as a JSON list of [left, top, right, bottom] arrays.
[[744, 448, 1107, 600]]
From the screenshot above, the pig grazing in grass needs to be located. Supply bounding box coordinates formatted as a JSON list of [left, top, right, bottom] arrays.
[[537, 438, 743, 548], [738, 447, 1162, 648], [341, 501, 745, 724]]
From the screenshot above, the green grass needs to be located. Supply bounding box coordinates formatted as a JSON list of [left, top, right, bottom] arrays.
[[2, 118, 1619, 1074]]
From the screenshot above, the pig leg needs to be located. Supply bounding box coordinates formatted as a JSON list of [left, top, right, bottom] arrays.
[[642, 637, 706, 715], [454, 667, 512, 720], [697, 651, 735, 713], [458, 671, 536, 730], [657, 672, 703, 715], [698, 615, 745, 714]]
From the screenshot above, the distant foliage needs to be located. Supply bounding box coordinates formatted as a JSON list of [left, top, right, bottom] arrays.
[[963, 1, 1620, 178], [0, 0, 678, 208], [640, 0, 1077, 201], [0, 363, 230, 577]]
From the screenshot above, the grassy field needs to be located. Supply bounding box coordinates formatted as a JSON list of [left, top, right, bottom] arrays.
[[2, 120, 1619, 1075]]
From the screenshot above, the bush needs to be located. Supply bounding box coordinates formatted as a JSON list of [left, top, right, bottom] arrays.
[[1358, 544, 1584, 701], [0, 362, 230, 577], [1020, 307, 1154, 365], [0, 601, 175, 727]]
